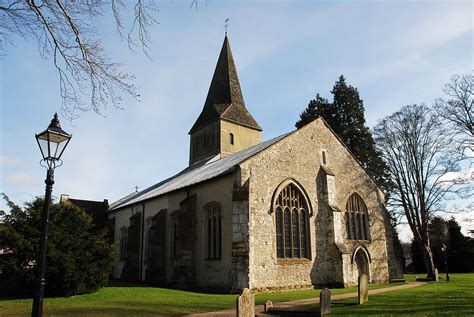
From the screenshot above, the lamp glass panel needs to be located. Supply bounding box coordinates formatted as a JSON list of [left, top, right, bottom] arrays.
[[49, 141, 60, 159], [37, 138, 49, 159], [54, 139, 68, 159]]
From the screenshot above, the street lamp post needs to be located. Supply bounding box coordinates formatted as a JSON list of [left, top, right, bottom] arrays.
[[441, 244, 450, 282], [32, 113, 71, 317]]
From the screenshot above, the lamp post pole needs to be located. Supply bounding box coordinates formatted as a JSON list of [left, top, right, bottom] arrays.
[[32, 113, 71, 317], [32, 169, 54, 317], [442, 244, 450, 283]]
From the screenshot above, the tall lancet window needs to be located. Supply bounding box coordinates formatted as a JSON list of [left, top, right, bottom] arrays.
[[273, 182, 311, 259], [345, 193, 371, 241], [205, 202, 222, 260]]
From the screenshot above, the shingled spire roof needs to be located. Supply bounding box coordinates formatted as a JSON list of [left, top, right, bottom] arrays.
[[189, 35, 262, 133]]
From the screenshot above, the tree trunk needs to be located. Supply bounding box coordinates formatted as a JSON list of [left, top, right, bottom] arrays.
[[421, 241, 436, 278]]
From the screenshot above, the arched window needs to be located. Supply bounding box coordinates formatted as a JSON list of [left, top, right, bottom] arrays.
[[205, 203, 222, 260], [145, 217, 153, 260], [273, 182, 311, 259], [119, 227, 128, 261], [345, 193, 370, 241]]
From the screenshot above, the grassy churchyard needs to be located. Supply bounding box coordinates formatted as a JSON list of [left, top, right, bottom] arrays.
[[0, 274, 473, 316]]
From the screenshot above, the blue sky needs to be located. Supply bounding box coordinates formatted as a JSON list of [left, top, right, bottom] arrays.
[[1, 0, 472, 241]]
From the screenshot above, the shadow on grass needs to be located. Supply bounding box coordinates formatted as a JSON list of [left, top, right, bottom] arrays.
[[106, 280, 235, 295], [47, 300, 230, 316], [332, 301, 358, 307]]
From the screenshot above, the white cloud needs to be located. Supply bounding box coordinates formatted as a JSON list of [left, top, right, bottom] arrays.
[[0, 155, 16, 166], [6, 172, 40, 188], [438, 168, 474, 185]]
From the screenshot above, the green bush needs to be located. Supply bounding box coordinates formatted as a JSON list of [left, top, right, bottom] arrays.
[[0, 195, 115, 297]]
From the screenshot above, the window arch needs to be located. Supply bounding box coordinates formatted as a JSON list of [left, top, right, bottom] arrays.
[[345, 193, 370, 241], [205, 202, 222, 260], [119, 227, 128, 261], [273, 182, 311, 259]]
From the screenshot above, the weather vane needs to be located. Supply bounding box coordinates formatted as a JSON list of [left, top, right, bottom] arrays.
[[225, 18, 229, 34]]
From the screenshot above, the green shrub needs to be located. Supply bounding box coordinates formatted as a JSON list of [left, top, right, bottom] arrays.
[[0, 195, 115, 297]]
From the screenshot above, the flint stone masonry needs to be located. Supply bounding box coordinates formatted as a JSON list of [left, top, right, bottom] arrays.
[[320, 288, 331, 316], [236, 288, 254, 317], [109, 119, 397, 292], [358, 273, 368, 304], [242, 119, 394, 291]]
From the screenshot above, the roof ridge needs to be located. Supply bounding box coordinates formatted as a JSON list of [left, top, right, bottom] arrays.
[[109, 133, 288, 211]]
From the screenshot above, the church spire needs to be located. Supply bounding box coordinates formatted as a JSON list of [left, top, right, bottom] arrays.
[[189, 35, 262, 134], [188, 35, 262, 165]]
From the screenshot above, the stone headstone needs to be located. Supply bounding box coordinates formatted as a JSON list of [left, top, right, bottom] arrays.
[[434, 268, 439, 282], [264, 300, 273, 313], [358, 274, 368, 305], [236, 288, 254, 317], [319, 288, 331, 316]]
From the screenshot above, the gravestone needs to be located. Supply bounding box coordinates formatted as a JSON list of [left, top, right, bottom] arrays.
[[236, 288, 254, 317], [434, 268, 439, 282], [358, 274, 368, 305], [319, 288, 331, 316], [264, 300, 273, 313]]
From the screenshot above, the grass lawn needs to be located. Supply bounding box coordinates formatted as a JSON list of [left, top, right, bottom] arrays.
[[0, 274, 472, 316], [327, 273, 474, 316], [0, 281, 402, 316]]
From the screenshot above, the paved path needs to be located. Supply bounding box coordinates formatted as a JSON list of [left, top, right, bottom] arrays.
[[187, 282, 425, 317]]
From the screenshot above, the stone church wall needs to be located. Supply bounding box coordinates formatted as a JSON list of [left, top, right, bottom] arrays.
[[108, 174, 236, 291], [242, 119, 392, 291]]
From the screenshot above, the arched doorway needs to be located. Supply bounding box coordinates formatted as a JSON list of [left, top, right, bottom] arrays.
[[353, 247, 371, 281]]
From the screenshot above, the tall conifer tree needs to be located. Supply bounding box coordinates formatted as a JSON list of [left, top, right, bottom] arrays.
[[296, 75, 391, 192]]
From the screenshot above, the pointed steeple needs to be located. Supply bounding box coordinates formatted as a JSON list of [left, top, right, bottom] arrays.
[[189, 35, 262, 133]]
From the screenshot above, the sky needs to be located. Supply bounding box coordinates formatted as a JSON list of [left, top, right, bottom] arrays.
[[0, 0, 472, 242]]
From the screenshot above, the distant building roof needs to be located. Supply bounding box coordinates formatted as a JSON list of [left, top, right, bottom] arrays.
[[109, 133, 289, 211], [189, 35, 262, 133], [60, 195, 109, 227]]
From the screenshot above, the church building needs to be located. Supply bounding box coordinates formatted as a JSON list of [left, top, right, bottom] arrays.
[[107, 35, 399, 292]]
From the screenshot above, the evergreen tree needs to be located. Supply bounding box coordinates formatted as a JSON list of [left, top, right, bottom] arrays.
[[389, 215, 405, 275], [411, 239, 427, 274], [0, 195, 115, 297], [411, 216, 474, 274], [296, 75, 391, 192], [428, 216, 449, 270], [446, 217, 474, 273]]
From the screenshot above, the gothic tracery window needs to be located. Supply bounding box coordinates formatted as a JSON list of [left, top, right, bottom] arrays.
[[274, 183, 310, 259], [206, 203, 222, 260], [345, 193, 370, 241]]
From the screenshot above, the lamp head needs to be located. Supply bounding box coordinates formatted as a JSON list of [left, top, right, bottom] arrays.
[[36, 113, 71, 168]]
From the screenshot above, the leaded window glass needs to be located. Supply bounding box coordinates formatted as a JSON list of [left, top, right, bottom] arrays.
[[274, 183, 310, 259], [345, 193, 370, 241]]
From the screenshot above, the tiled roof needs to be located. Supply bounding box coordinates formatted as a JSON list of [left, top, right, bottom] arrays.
[[109, 133, 288, 211], [189, 35, 262, 133]]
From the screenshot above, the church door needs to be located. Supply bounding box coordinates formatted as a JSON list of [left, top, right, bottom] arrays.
[[354, 249, 370, 279]]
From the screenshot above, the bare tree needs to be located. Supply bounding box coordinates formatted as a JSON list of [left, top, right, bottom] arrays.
[[0, 1, 156, 119], [435, 74, 473, 155], [373, 104, 465, 278]]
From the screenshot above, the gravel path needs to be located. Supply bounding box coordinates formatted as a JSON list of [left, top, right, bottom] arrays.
[[186, 281, 426, 317]]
